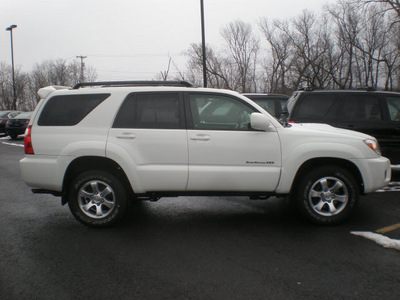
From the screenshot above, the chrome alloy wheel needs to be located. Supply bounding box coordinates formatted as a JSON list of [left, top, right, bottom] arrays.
[[308, 176, 349, 217], [77, 180, 116, 219]]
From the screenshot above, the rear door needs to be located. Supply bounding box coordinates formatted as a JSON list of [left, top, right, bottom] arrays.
[[186, 93, 281, 192], [335, 93, 400, 162], [108, 92, 189, 191], [380, 95, 400, 164]]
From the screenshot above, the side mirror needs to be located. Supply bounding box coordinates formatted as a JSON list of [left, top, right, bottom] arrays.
[[250, 113, 271, 131]]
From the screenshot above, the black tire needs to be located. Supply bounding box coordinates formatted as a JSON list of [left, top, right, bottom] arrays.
[[10, 134, 18, 140], [67, 170, 128, 227], [295, 166, 359, 225]]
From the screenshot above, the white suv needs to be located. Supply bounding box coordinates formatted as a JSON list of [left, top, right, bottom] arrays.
[[20, 81, 391, 227]]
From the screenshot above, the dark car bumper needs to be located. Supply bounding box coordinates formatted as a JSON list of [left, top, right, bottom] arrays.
[[6, 127, 27, 136]]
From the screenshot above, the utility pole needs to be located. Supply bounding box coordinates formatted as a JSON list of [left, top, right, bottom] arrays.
[[76, 55, 87, 82]]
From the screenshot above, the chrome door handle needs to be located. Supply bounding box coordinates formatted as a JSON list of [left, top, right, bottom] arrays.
[[190, 134, 210, 141], [116, 133, 136, 139]]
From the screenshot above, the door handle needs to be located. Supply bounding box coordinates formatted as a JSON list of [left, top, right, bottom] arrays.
[[190, 134, 210, 141], [116, 132, 136, 139]]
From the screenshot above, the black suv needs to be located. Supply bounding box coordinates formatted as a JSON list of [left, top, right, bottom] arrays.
[[286, 89, 400, 165]]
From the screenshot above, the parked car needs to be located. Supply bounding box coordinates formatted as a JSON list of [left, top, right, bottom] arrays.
[[0, 111, 21, 136], [243, 94, 289, 118], [286, 89, 400, 166], [19, 81, 390, 227], [6, 111, 32, 139]]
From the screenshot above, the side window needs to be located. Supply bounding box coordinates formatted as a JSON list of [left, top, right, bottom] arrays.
[[254, 99, 276, 116], [189, 94, 255, 130], [339, 95, 381, 121], [113, 93, 181, 129], [38, 94, 110, 126], [385, 97, 400, 121], [295, 94, 337, 120], [113, 96, 135, 128], [279, 99, 287, 111]]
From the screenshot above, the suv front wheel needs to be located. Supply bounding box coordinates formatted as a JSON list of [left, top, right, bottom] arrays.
[[295, 166, 358, 224], [67, 170, 128, 227]]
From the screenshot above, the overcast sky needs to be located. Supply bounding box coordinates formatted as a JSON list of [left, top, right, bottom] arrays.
[[1, 0, 335, 81]]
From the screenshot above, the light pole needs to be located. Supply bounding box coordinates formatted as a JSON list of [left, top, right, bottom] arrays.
[[6, 24, 17, 110], [200, 0, 207, 87]]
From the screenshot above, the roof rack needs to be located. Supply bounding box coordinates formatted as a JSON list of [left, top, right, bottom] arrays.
[[299, 86, 313, 91], [72, 80, 193, 89]]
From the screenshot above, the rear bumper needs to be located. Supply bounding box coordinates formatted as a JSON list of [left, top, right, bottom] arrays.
[[19, 155, 73, 192], [6, 127, 26, 135]]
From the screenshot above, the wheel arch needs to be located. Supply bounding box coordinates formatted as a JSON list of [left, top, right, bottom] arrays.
[[290, 157, 364, 196], [61, 156, 134, 205]]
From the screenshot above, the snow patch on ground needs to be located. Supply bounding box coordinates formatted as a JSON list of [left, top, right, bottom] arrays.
[[351, 231, 400, 251]]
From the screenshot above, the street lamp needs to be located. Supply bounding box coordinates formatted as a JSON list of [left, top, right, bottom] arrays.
[[200, 0, 207, 87], [6, 24, 17, 110]]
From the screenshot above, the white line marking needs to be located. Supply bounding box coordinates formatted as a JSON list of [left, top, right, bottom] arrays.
[[351, 231, 400, 251], [2, 142, 24, 147]]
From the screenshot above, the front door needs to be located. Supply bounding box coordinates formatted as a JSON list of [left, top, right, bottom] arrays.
[[186, 93, 281, 192]]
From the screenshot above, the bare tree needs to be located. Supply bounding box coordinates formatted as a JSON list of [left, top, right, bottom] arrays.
[[221, 21, 260, 92], [259, 18, 294, 93], [356, 0, 400, 18]]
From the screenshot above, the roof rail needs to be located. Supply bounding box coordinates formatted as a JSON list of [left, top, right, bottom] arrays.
[[72, 80, 193, 89]]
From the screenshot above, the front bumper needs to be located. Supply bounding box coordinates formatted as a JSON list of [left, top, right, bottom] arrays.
[[352, 156, 391, 193]]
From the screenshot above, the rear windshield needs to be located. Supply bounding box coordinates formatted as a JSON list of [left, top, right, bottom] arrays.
[[0, 111, 12, 118], [15, 112, 32, 119], [38, 94, 110, 126]]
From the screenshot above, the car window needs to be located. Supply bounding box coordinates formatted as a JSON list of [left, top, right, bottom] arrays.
[[279, 99, 287, 111], [338, 95, 381, 121], [385, 97, 400, 121], [252, 99, 276, 116], [189, 94, 255, 131], [113, 93, 181, 129], [295, 94, 337, 120], [38, 94, 110, 126]]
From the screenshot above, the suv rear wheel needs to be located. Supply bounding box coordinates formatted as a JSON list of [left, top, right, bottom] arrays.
[[295, 166, 358, 224], [67, 170, 128, 227]]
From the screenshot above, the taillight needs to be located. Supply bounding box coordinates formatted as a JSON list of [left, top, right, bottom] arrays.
[[25, 119, 30, 125], [288, 120, 295, 123], [24, 125, 34, 154]]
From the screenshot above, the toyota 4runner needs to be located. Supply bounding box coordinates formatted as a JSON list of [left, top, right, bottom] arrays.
[[19, 81, 391, 227]]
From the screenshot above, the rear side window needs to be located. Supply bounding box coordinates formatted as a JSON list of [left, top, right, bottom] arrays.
[[385, 97, 400, 121], [38, 94, 110, 126], [113, 93, 182, 129], [295, 94, 338, 120], [338, 95, 381, 121]]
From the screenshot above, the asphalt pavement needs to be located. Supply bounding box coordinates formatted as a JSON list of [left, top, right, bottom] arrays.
[[1, 136, 399, 299]]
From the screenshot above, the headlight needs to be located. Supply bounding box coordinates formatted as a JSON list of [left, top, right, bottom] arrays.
[[363, 138, 381, 155]]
